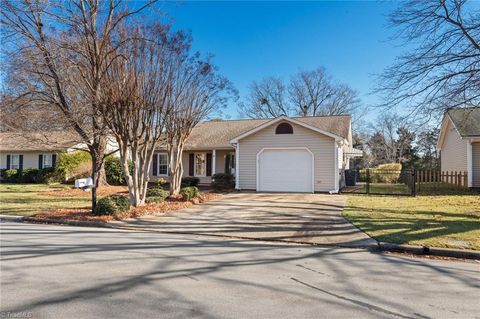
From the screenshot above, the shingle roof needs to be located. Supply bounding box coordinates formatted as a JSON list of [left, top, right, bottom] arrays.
[[184, 115, 351, 149], [447, 107, 480, 137], [0, 131, 83, 152]]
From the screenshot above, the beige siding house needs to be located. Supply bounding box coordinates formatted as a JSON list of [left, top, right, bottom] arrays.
[[437, 108, 480, 188], [151, 115, 362, 193], [0, 132, 83, 171]]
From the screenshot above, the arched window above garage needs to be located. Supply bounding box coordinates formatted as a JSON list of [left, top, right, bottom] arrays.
[[275, 122, 293, 134]]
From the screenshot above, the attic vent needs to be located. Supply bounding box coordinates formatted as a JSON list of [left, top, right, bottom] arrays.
[[275, 122, 293, 134]]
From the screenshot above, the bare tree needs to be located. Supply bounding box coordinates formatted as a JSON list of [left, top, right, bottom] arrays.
[[99, 24, 177, 207], [241, 67, 363, 119], [1, 0, 155, 210], [377, 0, 480, 120], [289, 67, 334, 116], [166, 55, 233, 194], [240, 77, 290, 118]]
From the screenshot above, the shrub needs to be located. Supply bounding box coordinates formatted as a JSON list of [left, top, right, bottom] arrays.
[[55, 151, 91, 181], [145, 195, 168, 204], [2, 169, 19, 182], [93, 195, 130, 216], [19, 168, 39, 183], [181, 177, 200, 187], [36, 167, 60, 184], [180, 186, 200, 201], [104, 156, 133, 185], [156, 177, 167, 188], [211, 173, 235, 191], [146, 187, 169, 198], [369, 163, 402, 184]]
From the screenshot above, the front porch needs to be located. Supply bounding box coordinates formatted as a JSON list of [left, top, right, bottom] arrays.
[[150, 148, 236, 185]]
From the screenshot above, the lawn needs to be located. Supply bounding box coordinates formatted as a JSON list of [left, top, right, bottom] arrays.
[[344, 192, 480, 250], [0, 183, 126, 216]]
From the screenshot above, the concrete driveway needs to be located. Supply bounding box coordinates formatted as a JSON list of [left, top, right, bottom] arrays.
[[112, 192, 376, 248]]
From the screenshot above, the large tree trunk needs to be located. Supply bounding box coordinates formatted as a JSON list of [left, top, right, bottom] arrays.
[[168, 143, 184, 195], [89, 134, 109, 212]]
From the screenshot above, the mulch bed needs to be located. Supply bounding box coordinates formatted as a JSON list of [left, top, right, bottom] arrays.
[[32, 192, 220, 223], [40, 185, 129, 197]]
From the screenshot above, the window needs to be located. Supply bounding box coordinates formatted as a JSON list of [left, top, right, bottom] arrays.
[[275, 122, 293, 134], [43, 154, 53, 168], [194, 153, 206, 177], [10, 155, 20, 169], [158, 153, 168, 176]]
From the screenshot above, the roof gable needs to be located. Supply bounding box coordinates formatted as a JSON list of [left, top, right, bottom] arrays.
[[437, 107, 480, 150], [182, 115, 351, 149], [229, 116, 345, 143], [447, 107, 480, 137]]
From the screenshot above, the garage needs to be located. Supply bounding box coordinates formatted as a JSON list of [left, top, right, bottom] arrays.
[[257, 148, 313, 193]]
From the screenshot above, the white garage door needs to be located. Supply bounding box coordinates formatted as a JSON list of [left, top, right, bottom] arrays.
[[258, 148, 313, 192]]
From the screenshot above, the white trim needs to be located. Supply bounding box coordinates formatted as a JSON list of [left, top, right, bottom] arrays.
[[230, 116, 344, 143], [42, 153, 53, 168], [467, 140, 473, 187], [156, 153, 169, 177], [333, 142, 339, 193], [9, 154, 20, 170], [212, 149, 216, 175], [235, 143, 240, 189], [194, 152, 207, 177], [256, 147, 314, 193]]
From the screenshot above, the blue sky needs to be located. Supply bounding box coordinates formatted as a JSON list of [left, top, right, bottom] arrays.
[[160, 1, 406, 120]]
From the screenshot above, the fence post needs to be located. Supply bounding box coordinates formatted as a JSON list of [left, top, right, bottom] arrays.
[[412, 169, 417, 197], [366, 168, 370, 195]]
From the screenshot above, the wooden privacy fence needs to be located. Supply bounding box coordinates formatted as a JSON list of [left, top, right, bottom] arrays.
[[416, 170, 468, 188]]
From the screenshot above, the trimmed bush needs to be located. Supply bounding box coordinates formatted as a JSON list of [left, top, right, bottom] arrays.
[[146, 195, 168, 204], [93, 195, 130, 216], [146, 187, 169, 198], [104, 156, 133, 185], [55, 151, 91, 181], [366, 163, 403, 184], [19, 168, 39, 183], [180, 186, 200, 201], [211, 173, 235, 191], [36, 167, 60, 184], [156, 177, 167, 188], [181, 177, 200, 187], [2, 169, 19, 182]]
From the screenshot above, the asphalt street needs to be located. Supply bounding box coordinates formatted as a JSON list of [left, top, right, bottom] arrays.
[[1, 222, 479, 319]]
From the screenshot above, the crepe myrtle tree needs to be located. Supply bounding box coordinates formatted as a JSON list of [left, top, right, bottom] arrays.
[[99, 24, 183, 207], [0, 0, 156, 210], [165, 54, 235, 195]]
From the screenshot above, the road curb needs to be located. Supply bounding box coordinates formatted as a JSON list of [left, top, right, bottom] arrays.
[[14, 217, 480, 260], [0, 215, 25, 222], [377, 242, 480, 260], [23, 217, 113, 229]]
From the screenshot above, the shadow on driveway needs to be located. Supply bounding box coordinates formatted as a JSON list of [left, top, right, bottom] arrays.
[[111, 193, 377, 248]]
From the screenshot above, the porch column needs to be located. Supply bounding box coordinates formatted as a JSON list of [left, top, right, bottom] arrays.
[[235, 143, 240, 189], [467, 140, 473, 188], [212, 149, 216, 176]]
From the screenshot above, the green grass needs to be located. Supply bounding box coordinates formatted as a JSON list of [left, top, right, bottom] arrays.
[[0, 183, 90, 216], [344, 192, 480, 250]]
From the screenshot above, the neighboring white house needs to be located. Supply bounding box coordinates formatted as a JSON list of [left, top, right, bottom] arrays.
[[437, 107, 480, 188], [0, 131, 118, 171], [151, 115, 362, 193]]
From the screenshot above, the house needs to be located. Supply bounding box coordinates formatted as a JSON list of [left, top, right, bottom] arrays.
[[0, 131, 85, 170], [151, 115, 362, 193], [437, 107, 480, 188], [0, 131, 122, 172]]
